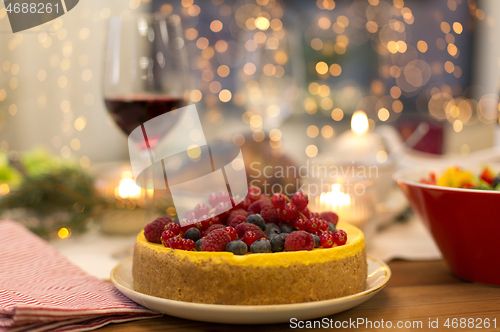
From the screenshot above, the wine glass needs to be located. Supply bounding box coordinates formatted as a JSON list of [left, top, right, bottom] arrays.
[[237, 26, 305, 131], [103, 13, 190, 222], [104, 13, 189, 141]]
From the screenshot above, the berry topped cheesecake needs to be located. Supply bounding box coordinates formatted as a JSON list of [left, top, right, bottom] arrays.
[[132, 189, 367, 305]]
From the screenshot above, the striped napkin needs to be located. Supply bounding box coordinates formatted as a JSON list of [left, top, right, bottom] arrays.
[[0, 220, 162, 332]]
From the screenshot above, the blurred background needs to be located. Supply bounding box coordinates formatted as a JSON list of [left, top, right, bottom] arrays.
[[1, 0, 500, 164], [1, 0, 500, 243]]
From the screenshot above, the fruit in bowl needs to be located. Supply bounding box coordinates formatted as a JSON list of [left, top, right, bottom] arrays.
[[394, 164, 500, 286]]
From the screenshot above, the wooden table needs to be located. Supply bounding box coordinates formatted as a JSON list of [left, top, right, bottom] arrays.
[[98, 260, 500, 331]]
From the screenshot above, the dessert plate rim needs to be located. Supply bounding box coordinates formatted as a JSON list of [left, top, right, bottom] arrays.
[[111, 255, 390, 324]]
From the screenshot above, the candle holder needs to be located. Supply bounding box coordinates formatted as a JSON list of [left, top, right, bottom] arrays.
[[92, 163, 169, 235], [304, 175, 374, 232]]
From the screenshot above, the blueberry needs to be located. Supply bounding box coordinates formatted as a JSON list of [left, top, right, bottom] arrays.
[[268, 233, 281, 240], [185, 227, 201, 242], [313, 234, 320, 248], [270, 234, 286, 252], [226, 240, 247, 255], [264, 223, 280, 238], [195, 238, 203, 251], [280, 233, 289, 237], [247, 214, 266, 230], [328, 222, 336, 233], [250, 239, 271, 253], [280, 224, 295, 234]]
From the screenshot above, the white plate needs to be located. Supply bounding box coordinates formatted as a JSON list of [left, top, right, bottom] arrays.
[[111, 255, 390, 324]]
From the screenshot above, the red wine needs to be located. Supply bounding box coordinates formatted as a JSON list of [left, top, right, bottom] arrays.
[[105, 95, 187, 135]]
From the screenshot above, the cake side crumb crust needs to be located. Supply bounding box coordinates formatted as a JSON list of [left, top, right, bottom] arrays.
[[133, 241, 367, 305]]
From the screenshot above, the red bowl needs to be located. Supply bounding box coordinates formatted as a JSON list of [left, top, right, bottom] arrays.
[[394, 166, 500, 286]]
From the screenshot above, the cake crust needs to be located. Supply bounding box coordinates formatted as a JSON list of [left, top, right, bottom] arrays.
[[132, 222, 367, 305]]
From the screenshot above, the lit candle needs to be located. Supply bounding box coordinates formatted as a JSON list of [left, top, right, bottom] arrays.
[[312, 182, 371, 229], [115, 171, 142, 199], [332, 111, 384, 164], [317, 183, 351, 212]]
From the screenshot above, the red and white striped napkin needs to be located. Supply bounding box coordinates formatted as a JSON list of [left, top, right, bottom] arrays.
[[0, 220, 162, 332]]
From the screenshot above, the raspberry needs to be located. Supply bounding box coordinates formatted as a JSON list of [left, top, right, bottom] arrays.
[[284, 231, 315, 251], [161, 230, 176, 246], [321, 212, 339, 225], [242, 231, 258, 247], [292, 192, 309, 210], [320, 231, 335, 248], [238, 197, 252, 210], [248, 200, 279, 224], [259, 194, 271, 202], [230, 208, 248, 216], [271, 193, 286, 209], [166, 223, 181, 235], [184, 210, 196, 220], [164, 237, 183, 249], [200, 215, 212, 230], [234, 222, 267, 240], [247, 199, 267, 215], [263, 206, 280, 224], [208, 192, 219, 207], [201, 228, 231, 251], [215, 201, 232, 224], [215, 202, 231, 216], [217, 191, 231, 204], [293, 217, 308, 231], [181, 238, 196, 251], [194, 203, 210, 218], [247, 186, 261, 202], [144, 216, 173, 243], [204, 224, 226, 236], [306, 217, 321, 233], [333, 230, 347, 246], [225, 226, 237, 241], [228, 209, 249, 228], [156, 216, 173, 224]]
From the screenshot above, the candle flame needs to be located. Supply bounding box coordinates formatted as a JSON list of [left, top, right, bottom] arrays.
[[351, 111, 369, 135], [117, 177, 142, 199], [318, 183, 351, 211]]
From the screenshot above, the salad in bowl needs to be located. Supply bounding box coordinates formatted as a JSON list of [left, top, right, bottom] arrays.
[[394, 164, 500, 286]]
